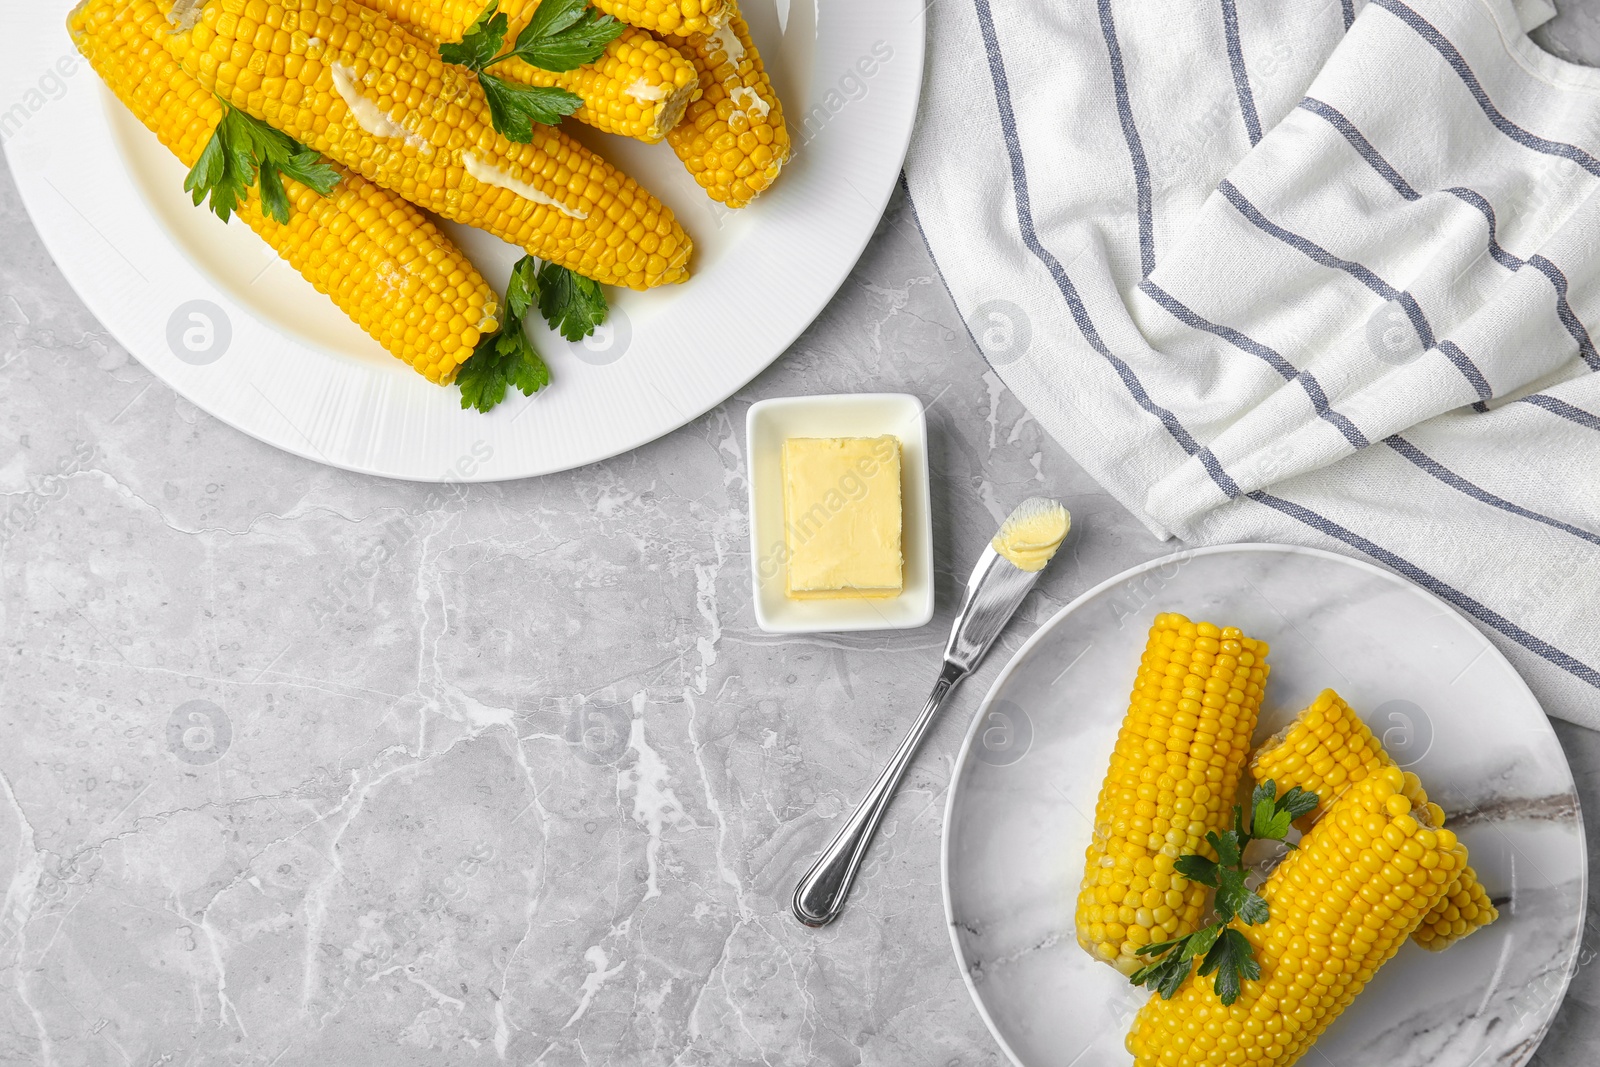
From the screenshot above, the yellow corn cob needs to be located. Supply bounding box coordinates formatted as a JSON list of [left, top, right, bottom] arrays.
[[1076, 613, 1271, 975], [71, 0, 498, 383], [1250, 689, 1499, 950], [664, 3, 790, 208], [158, 0, 691, 290], [594, 0, 727, 36], [353, 0, 536, 43], [362, 0, 699, 142], [1412, 863, 1498, 951], [491, 30, 699, 142], [1126, 768, 1468, 1067]]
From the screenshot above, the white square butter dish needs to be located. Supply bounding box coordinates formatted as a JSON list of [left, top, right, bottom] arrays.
[[746, 393, 935, 633]]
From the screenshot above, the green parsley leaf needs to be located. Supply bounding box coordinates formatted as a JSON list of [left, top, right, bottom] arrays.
[[1198, 928, 1258, 1006], [439, 0, 508, 70], [478, 73, 584, 142], [511, 0, 626, 73], [520, 0, 591, 39], [455, 319, 551, 412], [1173, 853, 1219, 888], [504, 255, 541, 322], [1134, 931, 1194, 958], [257, 162, 291, 226], [536, 261, 608, 341], [1181, 922, 1223, 963], [185, 104, 339, 224], [1207, 829, 1242, 869], [1277, 785, 1320, 821], [1252, 800, 1292, 842], [1251, 780, 1279, 815], [1237, 890, 1269, 926], [1214, 866, 1249, 923], [455, 255, 552, 413], [185, 127, 248, 221], [1130, 952, 1193, 1001]]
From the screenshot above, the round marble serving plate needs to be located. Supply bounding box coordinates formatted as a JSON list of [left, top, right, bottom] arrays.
[[2, 0, 923, 480], [943, 544, 1587, 1067]]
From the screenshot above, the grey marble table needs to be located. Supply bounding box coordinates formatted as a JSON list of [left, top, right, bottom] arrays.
[[4, 9, 1600, 1065]]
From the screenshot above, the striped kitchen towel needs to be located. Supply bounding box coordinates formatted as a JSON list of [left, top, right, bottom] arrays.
[[905, 0, 1600, 728]]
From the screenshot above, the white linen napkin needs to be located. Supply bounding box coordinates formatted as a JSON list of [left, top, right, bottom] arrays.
[[906, 0, 1600, 728]]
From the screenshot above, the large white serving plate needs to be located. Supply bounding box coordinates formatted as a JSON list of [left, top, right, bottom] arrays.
[[945, 545, 1586, 1067], [2, 1, 923, 480]]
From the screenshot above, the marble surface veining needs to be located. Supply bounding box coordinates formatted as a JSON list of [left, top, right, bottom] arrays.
[[5, 7, 1600, 1063]]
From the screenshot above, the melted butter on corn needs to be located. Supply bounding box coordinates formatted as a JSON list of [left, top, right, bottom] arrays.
[[329, 62, 434, 156], [729, 85, 768, 118], [665, 3, 790, 209], [463, 154, 589, 221]]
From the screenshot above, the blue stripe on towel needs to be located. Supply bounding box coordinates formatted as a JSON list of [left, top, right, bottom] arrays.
[[1137, 279, 1297, 380], [975, 0, 1240, 497], [1521, 393, 1600, 430], [1299, 373, 1370, 448], [1438, 341, 1494, 402], [1097, 0, 1156, 278], [1137, 280, 1373, 446], [1374, 0, 1600, 179], [1298, 98, 1419, 200], [1250, 490, 1600, 689], [1526, 256, 1600, 371], [1342, 0, 1356, 30], [1386, 435, 1600, 546], [1443, 188, 1524, 271], [1219, 179, 1436, 349], [1291, 99, 1600, 395], [1221, 0, 1263, 146]]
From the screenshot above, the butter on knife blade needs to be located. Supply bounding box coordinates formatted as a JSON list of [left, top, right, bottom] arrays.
[[991, 497, 1071, 571]]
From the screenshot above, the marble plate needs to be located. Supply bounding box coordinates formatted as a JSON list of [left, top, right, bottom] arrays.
[[943, 544, 1586, 1067], [1, 0, 924, 480]]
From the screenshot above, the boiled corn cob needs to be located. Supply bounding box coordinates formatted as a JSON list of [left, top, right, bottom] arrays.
[[363, 0, 700, 143], [489, 29, 699, 142], [594, 0, 727, 36], [158, 0, 692, 290], [1126, 768, 1468, 1067], [664, 2, 789, 208], [1412, 863, 1499, 951], [354, 0, 537, 43], [1076, 613, 1271, 974], [1251, 689, 1498, 950], [71, 0, 498, 383]]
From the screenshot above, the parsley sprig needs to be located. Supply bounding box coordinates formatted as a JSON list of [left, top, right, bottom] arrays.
[[439, 0, 625, 142], [455, 255, 611, 412], [1129, 780, 1319, 1005], [185, 103, 340, 225]]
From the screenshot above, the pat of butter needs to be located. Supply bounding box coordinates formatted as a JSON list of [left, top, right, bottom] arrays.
[[781, 435, 903, 599]]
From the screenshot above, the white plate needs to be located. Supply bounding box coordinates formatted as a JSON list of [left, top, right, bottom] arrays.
[[944, 544, 1586, 1067], [746, 392, 934, 632], [2, 1, 924, 481]]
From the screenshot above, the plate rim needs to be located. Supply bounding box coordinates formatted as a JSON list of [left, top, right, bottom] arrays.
[[3, 1, 927, 483], [939, 541, 1590, 1067]]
